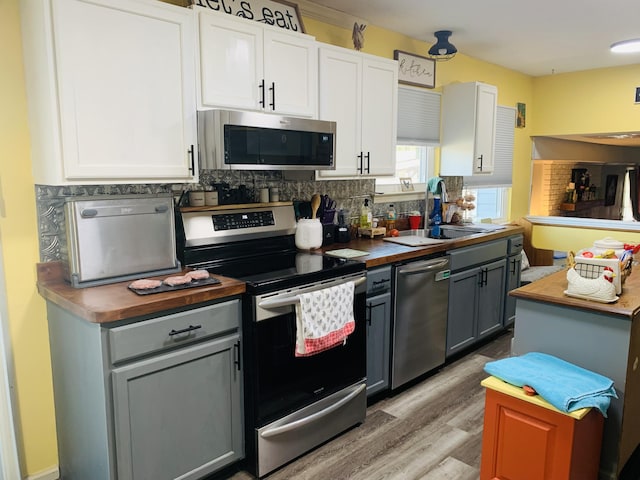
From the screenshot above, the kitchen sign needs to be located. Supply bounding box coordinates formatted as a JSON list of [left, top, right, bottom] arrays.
[[394, 50, 435, 89], [192, 0, 305, 33]]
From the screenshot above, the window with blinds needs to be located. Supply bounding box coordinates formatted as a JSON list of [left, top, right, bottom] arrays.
[[397, 85, 441, 145]]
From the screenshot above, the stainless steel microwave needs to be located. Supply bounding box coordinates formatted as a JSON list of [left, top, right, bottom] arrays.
[[197, 109, 336, 171]]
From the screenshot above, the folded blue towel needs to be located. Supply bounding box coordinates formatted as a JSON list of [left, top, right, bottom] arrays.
[[484, 352, 617, 416]]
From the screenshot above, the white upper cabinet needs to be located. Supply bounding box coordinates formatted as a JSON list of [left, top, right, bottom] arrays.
[[20, 0, 198, 185], [197, 10, 317, 117], [440, 82, 498, 176], [317, 46, 398, 179]]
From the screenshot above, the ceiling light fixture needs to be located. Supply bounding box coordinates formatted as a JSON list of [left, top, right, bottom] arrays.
[[428, 30, 457, 61], [610, 38, 640, 53]]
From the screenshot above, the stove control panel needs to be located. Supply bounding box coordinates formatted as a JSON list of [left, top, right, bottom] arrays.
[[212, 211, 275, 230]]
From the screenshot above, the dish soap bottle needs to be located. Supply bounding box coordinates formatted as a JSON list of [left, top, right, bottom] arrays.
[[360, 199, 372, 228], [386, 204, 397, 231]]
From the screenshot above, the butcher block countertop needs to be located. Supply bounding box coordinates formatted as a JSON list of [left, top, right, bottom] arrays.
[[36, 225, 522, 324], [510, 268, 640, 320], [322, 225, 524, 268], [36, 262, 246, 324]]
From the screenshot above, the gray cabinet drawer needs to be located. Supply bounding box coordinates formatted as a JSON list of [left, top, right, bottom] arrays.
[[448, 239, 508, 272], [109, 299, 240, 364], [507, 234, 523, 254]]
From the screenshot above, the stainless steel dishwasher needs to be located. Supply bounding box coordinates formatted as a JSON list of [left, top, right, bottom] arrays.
[[391, 254, 450, 389]]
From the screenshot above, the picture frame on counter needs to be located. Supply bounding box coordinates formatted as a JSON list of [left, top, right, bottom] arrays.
[[400, 177, 415, 192], [191, 0, 305, 33], [394, 50, 435, 89]]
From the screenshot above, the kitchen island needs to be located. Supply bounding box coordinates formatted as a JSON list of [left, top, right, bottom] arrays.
[[511, 270, 640, 479]]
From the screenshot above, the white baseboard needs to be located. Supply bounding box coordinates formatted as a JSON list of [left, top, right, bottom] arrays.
[[25, 466, 59, 480]]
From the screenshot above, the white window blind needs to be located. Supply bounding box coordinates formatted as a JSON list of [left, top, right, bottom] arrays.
[[397, 85, 441, 145], [464, 105, 515, 187]]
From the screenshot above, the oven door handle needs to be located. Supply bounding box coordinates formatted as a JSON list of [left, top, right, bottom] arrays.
[[259, 383, 366, 438], [258, 276, 366, 309]]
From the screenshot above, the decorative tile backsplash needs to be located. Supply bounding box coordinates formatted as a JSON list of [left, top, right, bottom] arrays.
[[35, 171, 462, 261]]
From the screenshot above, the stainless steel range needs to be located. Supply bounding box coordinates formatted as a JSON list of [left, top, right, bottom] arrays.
[[177, 203, 367, 478]]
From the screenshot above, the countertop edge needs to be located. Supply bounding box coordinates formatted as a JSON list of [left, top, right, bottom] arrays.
[[36, 262, 246, 324], [510, 269, 640, 320]]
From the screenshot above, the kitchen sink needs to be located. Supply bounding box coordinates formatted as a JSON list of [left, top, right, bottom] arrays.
[[384, 224, 506, 247]]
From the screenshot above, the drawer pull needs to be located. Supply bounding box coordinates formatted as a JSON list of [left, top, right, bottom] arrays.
[[168, 324, 202, 337]]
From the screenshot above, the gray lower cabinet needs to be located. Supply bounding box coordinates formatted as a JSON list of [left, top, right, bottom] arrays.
[[446, 239, 507, 357], [47, 297, 243, 480], [366, 266, 392, 396]]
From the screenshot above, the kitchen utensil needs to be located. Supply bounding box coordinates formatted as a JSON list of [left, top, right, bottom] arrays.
[[310, 194, 321, 219]]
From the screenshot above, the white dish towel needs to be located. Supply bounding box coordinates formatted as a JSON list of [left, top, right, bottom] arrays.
[[295, 281, 355, 357]]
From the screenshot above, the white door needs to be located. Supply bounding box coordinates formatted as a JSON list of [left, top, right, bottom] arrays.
[[317, 47, 362, 178], [361, 57, 398, 176], [198, 11, 263, 111], [263, 29, 317, 117], [53, 0, 197, 180]]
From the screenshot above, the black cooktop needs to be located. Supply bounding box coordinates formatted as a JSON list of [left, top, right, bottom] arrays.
[[204, 250, 365, 294]]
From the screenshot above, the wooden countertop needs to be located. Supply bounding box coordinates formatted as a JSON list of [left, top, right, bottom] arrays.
[[510, 267, 640, 320], [36, 224, 522, 324], [36, 262, 246, 324], [322, 225, 524, 268]]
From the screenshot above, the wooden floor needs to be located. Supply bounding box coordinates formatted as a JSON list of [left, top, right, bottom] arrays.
[[220, 329, 513, 480]]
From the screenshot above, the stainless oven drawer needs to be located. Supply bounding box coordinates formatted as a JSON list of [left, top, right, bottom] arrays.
[[108, 300, 240, 364], [256, 381, 366, 477]]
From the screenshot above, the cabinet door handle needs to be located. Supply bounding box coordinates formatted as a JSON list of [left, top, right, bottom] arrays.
[[484, 268, 488, 286], [357, 152, 364, 174], [168, 324, 202, 336], [365, 152, 370, 174], [234, 341, 241, 371], [477, 154, 483, 171], [510, 258, 519, 274], [366, 302, 386, 325], [269, 82, 275, 110], [188, 145, 195, 174], [259, 79, 265, 108]]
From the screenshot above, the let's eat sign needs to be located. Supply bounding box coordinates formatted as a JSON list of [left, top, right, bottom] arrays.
[[192, 0, 305, 33]]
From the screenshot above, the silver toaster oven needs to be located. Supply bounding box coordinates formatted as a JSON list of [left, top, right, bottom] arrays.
[[63, 195, 180, 287]]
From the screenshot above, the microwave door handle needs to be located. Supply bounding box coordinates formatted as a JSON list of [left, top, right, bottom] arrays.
[[258, 276, 366, 309]]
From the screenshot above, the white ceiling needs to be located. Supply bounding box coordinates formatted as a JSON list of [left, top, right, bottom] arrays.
[[302, 0, 640, 77]]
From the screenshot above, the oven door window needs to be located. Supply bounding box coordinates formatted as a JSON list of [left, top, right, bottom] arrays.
[[253, 296, 365, 426]]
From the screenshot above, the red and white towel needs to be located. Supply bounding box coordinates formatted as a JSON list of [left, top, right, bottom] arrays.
[[295, 281, 355, 357]]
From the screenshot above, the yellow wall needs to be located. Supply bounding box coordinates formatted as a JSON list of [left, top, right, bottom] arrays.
[[532, 64, 640, 136], [1, 0, 58, 475]]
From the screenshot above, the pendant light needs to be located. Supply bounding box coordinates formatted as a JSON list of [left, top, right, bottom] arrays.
[[428, 30, 457, 61]]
